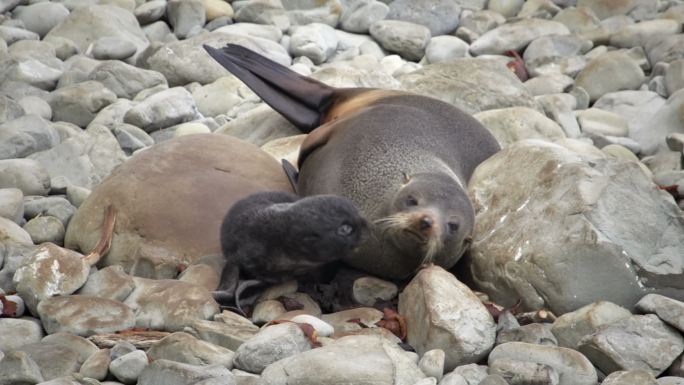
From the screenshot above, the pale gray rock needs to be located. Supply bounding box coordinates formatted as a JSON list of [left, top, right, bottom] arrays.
[[16, 342, 81, 381], [458, 9, 505, 37], [578, 314, 684, 377], [23, 197, 75, 226], [576, 108, 629, 137], [440, 371, 469, 385], [467, 140, 684, 314], [123, 87, 198, 132], [489, 342, 597, 385], [41, 332, 98, 365], [213, 23, 282, 42], [0, 350, 44, 384], [0, 318, 43, 351], [470, 19, 569, 56], [260, 335, 425, 384], [177, 263, 219, 292], [43, 36, 80, 61], [0, 0, 20, 13], [425, 35, 469, 64], [48, 81, 118, 128], [38, 295, 135, 336], [143, 21, 176, 43], [635, 294, 684, 333], [487, 0, 524, 17], [534, 94, 580, 138], [18, 96, 52, 121], [167, 0, 206, 39], [190, 317, 258, 352], [399, 266, 496, 371], [92, 37, 138, 60], [0, 115, 59, 160], [575, 51, 645, 102], [449, 363, 488, 385], [135, 0, 167, 24], [234, 1, 289, 31], [0, 159, 50, 196], [28, 125, 127, 189], [112, 124, 154, 155], [660, 377, 684, 385], [89, 61, 167, 100], [311, 65, 401, 88], [89, 99, 135, 130], [646, 34, 684, 65], [12, 3, 70, 38], [602, 370, 657, 385], [216, 104, 299, 146], [66, 184, 90, 208], [551, 301, 632, 350], [138, 360, 235, 385], [1, 59, 63, 91], [0, 26, 39, 45], [576, 0, 656, 20], [369, 20, 431, 61], [191, 75, 253, 118], [399, 58, 538, 114], [496, 323, 558, 346], [340, 0, 388, 33], [474, 107, 566, 147], [146, 33, 290, 86], [147, 332, 234, 368], [123, 278, 219, 332], [13, 243, 89, 315], [79, 348, 111, 380], [387, 0, 461, 36], [524, 74, 574, 96], [77, 265, 136, 302], [289, 23, 338, 64], [352, 276, 398, 306], [0, 188, 23, 224], [111, 341, 138, 360], [0, 95, 24, 124], [488, 358, 560, 385], [666, 59, 684, 96], [419, 349, 445, 381], [233, 323, 310, 374], [45, 5, 148, 59], [110, 350, 149, 384], [610, 20, 680, 49], [23, 216, 65, 245], [260, 134, 305, 167], [523, 34, 591, 64]]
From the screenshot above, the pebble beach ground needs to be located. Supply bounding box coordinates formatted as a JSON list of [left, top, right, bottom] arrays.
[[2, 0, 684, 384]]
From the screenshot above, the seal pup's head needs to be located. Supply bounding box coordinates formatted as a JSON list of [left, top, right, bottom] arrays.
[[375, 172, 474, 270]]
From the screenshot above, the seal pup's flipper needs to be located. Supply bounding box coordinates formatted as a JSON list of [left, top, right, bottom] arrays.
[[203, 44, 335, 132], [281, 159, 299, 194], [234, 279, 267, 316]]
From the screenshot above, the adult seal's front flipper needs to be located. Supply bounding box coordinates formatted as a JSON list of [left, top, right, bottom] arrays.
[[203, 44, 335, 133], [281, 159, 299, 195]]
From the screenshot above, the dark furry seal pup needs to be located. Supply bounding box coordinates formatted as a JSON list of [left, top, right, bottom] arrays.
[[204, 44, 500, 280], [214, 191, 366, 307]]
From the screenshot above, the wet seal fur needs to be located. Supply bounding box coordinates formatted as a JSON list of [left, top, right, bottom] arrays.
[[205, 44, 501, 279], [214, 191, 366, 309]]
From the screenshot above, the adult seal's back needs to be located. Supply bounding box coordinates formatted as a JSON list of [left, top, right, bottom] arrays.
[[205, 44, 500, 279]]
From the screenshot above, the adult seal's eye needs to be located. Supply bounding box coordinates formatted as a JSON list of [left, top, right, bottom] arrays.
[[448, 222, 459, 234], [337, 223, 353, 236], [406, 195, 418, 207]]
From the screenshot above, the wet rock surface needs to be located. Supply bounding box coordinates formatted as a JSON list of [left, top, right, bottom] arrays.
[[1, 0, 684, 384]]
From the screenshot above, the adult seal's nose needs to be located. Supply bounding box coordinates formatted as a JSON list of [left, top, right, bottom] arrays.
[[419, 216, 433, 230]]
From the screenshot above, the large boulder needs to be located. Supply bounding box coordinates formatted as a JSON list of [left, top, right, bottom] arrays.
[[466, 140, 684, 314], [64, 134, 293, 273]]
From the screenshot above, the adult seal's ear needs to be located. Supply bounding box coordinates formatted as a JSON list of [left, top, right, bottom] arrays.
[[205, 44, 501, 279]]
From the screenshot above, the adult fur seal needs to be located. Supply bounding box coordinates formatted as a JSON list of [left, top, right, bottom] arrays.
[[205, 44, 500, 279], [214, 191, 366, 309]]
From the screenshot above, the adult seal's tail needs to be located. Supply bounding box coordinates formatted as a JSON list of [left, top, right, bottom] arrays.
[[204, 44, 501, 279]]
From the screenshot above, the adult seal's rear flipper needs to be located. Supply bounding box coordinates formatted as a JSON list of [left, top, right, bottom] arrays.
[[203, 44, 335, 132]]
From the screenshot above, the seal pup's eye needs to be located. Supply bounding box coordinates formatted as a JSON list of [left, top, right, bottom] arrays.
[[448, 222, 459, 234], [406, 196, 418, 207], [337, 223, 354, 236]]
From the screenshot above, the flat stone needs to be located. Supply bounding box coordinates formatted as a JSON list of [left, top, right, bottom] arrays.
[[0, 26, 39, 45], [77, 265, 136, 302], [489, 358, 560, 385], [23, 196, 76, 226], [340, 0, 389, 34], [234, 1, 289, 31], [635, 294, 684, 333], [124, 87, 198, 132], [474, 106, 566, 147], [578, 314, 684, 377], [0, 95, 24, 125], [215, 103, 300, 146], [123, 278, 219, 332], [470, 19, 570, 56], [0, 350, 44, 384], [191, 75, 253, 118], [92, 37, 138, 60], [575, 51, 645, 102], [489, 342, 597, 385], [79, 348, 111, 380], [190, 317, 258, 352], [17, 96, 52, 121], [0, 115, 58, 161], [610, 19, 680, 49], [147, 332, 234, 368], [213, 23, 282, 42], [496, 323, 558, 346], [369, 20, 431, 61], [577, 0, 657, 20], [41, 332, 99, 364], [646, 35, 684, 66], [177, 263, 220, 292], [16, 342, 81, 381], [48, 81, 117, 128], [398, 266, 495, 371], [233, 322, 310, 374], [602, 369, 657, 385], [551, 301, 632, 350], [38, 295, 136, 336], [0, 318, 43, 351], [0, 188, 24, 224], [23, 215, 65, 245], [352, 276, 398, 306], [576, 108, 629, 137], [134, 0, 166, 24], [137, 359, 235, 385], [110, 350, 149, 384], [425, 35, 469, 64], [386, 0, 460, 36]]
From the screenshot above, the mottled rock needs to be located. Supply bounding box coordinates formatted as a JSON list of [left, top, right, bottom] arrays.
[[551, 301, 632, 350], [470, 19, 569, 56], [646, 35, 684, 66], [23, 216, 65, 245], [79, 348, 111, 380], [37, 295, 136, 336], [575, 51, 645, 102], [497, 323, 558, 346], [635, 294, 684, 333], [191, 316, 259, 352], [289, 23, 338, 64], [386, 0, 460, 36], [137, 359, 235, 385], [110, 350, 149, 384], [233, 323, 310, 374], [369, 20, 431, 61], [0, 95, 24, 125], [0, 115, 58, 160], [77, 265, 136, 302], [467, 140, 684, 313], [578, 314, 684, 376], [124, 87, 198, 132], [16, 342, 81, 381], [48, 81, 117, 128], [576, 0, 656, 20], [17, 96, 52, 121], [610, 20, 680, 49], [352, 276, 398, 306], [340, 0, 388, 33], [0, 318, 43, 351], [147, 332, 234, 368], [167, 0, 206, 39], [474, 107, 565, 147], [489, 342, 597, 385], [602, 370, 657, 385], [0, 350, 44, 384], [419, 349, 445, 381], [0, 188, 23, 224], [0, 159, 50, 196], [399, 266, 495, 371]]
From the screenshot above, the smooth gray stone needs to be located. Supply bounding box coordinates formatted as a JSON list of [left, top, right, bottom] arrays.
[[0, 318, 44, 351], [233, 323, 309, 374], [89, 60, 167, 99], [602, 369, 657, 385], [0, 159, 50, 196], [0, 25, 39, 45], [37, 295, 136, 337], [110, 350, 149, 384], [48, 81, 117, 128], [23, 215, 65, 245], [369, 19, 431, 61], [496, 323, 558, 346], [16, 342, 81, 381], [137, 360, 235, 385], [17, 96, 52, 121], [12, 3, 70, 38], [135, 0, 167, 24], [123, 87, 198, 132], [91, 37, 137, 60], [167, 0, 206, 39], [636, 294, 684, 333], [0, 115, 59, 160], [147, 332, 234, 369], [0, 188, 24, 224], [0, 95, 24, 124], [23, 196, 76, 226], [387, 0, 461, 36], [0, 350, 44, 384], [77, 265, 135, 302], [340, 0, 389, 34]]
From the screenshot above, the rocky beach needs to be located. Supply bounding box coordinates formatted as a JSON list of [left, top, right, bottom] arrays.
[[2, 0, 684, 384]]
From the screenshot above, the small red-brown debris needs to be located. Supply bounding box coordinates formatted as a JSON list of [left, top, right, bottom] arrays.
[[83, 205, 118, 266], [278, 296, 305, 311], [505, 50, 529, 82], [658, 184, 681, 200], [267, 319, 321, 348], [0, 295, 18, 317], [516, 309, 557, 324], [376, 308, 407, 340], [482, 299, 522, 321], [177, 263, 188, 273], [87, 330, 170, 349]]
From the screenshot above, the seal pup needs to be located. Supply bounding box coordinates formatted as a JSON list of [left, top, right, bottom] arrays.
[[214, 191, 366, 310], [204, 44, 500, 279]]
